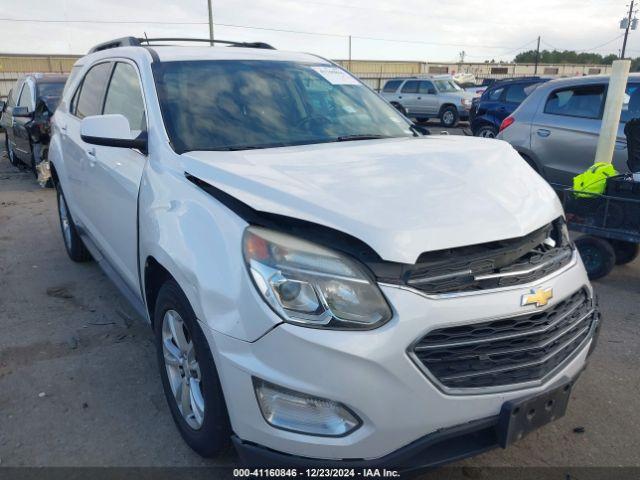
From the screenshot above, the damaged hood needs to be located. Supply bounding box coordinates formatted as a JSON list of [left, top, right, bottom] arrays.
[[181, 136, 562, 264]]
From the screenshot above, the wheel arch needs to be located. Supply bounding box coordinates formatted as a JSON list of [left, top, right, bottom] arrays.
[[438, 103, 458, 116]]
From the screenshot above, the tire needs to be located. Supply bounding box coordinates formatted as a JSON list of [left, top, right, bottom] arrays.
[[475, 124, 498, 138], [154, 279, 231, 457], [6, 138, 19, 167], [416, 117, 429, 123], [575, 236, 616, 280], [56, 185, 92, 262], [608, 239, 640, 265], [440, 106, 459, 127]]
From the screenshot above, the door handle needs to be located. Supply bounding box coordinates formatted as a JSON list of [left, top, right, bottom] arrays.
[[398, 96, 402, 99], [417, 96, 422, 100], [87, 147, 96, 156], [60, 124, 67, 132], [537, 129, 551, 138]]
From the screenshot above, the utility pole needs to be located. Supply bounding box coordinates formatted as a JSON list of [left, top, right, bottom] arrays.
[[207, 0, 214, 46], [621, 0, 636, 59], [348, 35, 352, 71], [534, 36, 541, 75]]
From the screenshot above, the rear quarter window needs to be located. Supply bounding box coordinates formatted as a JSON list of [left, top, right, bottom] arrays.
[[382, 80, 402, 93], [544, 84, 605, 119]]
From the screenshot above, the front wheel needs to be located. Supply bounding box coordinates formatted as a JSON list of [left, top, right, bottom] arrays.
[[155, 279, 231, 457], [440, 106, 459, 128], [575, 236, 616, 280], [56, 186, 92, 262]]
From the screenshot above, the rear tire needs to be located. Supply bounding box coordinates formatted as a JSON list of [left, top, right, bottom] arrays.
[[608, 239, 640, 265], [416, 117, 429, 123], [575, 236, 616, 280], [475, 125, 498, 138], [56, 185, 92, 262], [154, 279, 232, 457], [440, 106, 459, 127]]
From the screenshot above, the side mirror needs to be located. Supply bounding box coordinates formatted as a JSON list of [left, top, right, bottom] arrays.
[[12, 106, 32, 117], [81, 114, 147, 153]]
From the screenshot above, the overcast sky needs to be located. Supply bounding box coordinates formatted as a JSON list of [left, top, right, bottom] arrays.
[[1, 0, 638, 62]]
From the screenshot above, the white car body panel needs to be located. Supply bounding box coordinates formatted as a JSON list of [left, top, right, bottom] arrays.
[[183, 136, 563, 264]]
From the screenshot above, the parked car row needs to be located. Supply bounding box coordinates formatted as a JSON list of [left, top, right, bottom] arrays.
[[0, 73, 67, 184]]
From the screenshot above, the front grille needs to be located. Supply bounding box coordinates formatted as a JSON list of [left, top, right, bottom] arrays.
[[412, 289, 597, 390], [404, 219, 573, 295]]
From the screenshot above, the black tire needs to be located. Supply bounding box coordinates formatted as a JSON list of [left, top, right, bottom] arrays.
[[475, 124, 498, 138], [6, 138, 19, 167], [56, 185, 92, 262], [608, 239, 640, 265], [575, 236, 616, 280], [416, 117, 429, 123], [154, 279, 231, 458], [440, 106, 459, 127]]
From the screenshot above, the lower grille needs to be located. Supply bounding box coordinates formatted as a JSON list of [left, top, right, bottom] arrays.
[[412, 289, 597, 391]]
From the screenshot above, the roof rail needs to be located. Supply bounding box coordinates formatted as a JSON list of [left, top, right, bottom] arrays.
[[88, 36, 275, 53]]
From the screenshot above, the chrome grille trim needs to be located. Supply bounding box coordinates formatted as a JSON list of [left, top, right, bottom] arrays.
[[408, 287, 598, 395]]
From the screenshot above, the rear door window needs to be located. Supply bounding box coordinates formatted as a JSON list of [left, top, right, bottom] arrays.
[[504, 83, 530, 104], [487, 87, 504, 101], [382, 80, 402, 93], [544, 85, 605, 119], [401, 81, 419, 94], [75, 62, 113, 119], [418, 81, 435, 94]]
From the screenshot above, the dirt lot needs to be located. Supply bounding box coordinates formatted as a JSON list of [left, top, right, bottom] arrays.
[[0, 134, 639, 471]]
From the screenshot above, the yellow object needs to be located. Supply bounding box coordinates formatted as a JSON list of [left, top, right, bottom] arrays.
[[573, 162, 619, 197], [521, 287, 554, 308]]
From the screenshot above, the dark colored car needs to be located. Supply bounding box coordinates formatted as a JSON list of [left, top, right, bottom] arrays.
[[470, 77, 549, 138], [1, 73, 67, 174]]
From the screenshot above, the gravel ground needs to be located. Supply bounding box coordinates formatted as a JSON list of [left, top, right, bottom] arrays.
[[0, 134, 638, 471]]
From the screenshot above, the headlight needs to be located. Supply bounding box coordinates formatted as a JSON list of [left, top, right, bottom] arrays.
[[243, 226, 392, 329], [461, 98, 472, 108]]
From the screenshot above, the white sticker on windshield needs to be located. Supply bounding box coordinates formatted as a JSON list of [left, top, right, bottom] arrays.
[[311, 66, 361, 85]]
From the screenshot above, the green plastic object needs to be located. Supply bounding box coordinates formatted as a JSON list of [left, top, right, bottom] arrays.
[[573, 162, 619, 197]]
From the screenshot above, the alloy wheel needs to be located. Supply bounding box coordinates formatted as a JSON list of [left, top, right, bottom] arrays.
[[161, 309, 205, 430], [479, 128, 496, 138], [442, 111, 455, 126]]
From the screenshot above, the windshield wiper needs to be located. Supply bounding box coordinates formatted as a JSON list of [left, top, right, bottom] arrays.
[[336, 134, 387, 142]]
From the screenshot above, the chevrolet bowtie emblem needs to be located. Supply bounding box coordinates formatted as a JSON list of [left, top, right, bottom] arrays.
[[521, 287, 553, 308]]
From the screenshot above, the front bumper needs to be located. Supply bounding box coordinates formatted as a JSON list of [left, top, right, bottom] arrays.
[[233, 366, 591, 471], [203, 256, 596, 463]]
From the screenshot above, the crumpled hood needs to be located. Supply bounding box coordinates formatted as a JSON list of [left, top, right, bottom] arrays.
[[181, 136, 563, 264]]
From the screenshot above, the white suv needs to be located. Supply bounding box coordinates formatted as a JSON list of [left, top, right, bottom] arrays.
[[49, 37, 600, 470]]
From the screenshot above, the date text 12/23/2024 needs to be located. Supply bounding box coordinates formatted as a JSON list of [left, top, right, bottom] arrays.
[[233, 469, 400, 477]]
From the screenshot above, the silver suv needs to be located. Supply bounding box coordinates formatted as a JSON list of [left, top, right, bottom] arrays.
[[498, 74, 640, 186], [381, 75, 476, 127]]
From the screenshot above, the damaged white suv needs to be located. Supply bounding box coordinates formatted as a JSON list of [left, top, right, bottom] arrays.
[[49, 37, 600, 471]]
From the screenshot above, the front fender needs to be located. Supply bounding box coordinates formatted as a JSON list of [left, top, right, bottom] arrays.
[[138, 162, 282, 342]]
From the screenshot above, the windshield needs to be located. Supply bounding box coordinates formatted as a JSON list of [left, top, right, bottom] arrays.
[[37, 82, 65, 99], [433, 80, 462, 93], [153, 60, 414, 152]]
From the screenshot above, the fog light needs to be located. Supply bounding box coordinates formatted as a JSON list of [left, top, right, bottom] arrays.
[[253, 378, 361, 437]]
